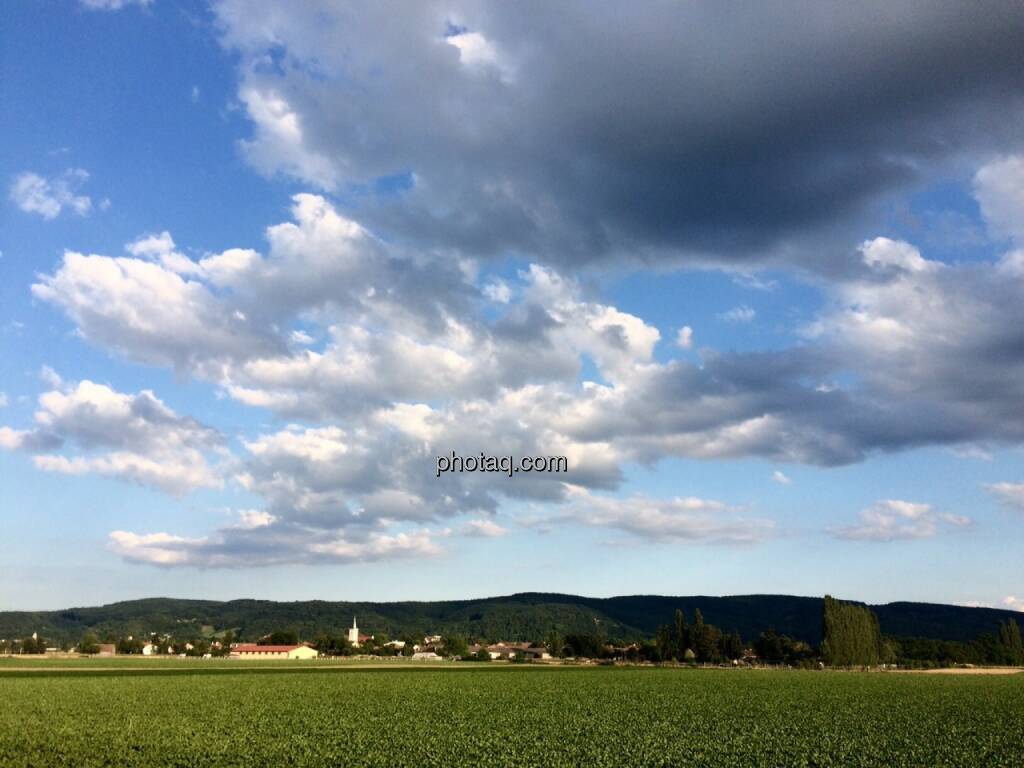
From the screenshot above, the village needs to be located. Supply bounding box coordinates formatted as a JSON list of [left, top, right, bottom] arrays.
[[226, 618, 559, 662], [1, 609, 822, 666], [0, 618, 566, 663]]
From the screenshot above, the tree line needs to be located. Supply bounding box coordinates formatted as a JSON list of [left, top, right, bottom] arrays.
[[540, 597, 1022, 668], [818, 595, 1024, 668], [6, 595, 1021, 668]]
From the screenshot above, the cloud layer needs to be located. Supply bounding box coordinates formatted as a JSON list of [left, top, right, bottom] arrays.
[[212, 0, 1024, 269], [13, 152, 1024, 565]]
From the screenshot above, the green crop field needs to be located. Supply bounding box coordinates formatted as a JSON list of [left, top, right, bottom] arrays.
[[1, 664, 1022, 766]]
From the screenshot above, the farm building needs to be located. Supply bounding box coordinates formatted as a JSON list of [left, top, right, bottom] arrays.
[[469, 643, 552, 660], [485, 643, 530, 659], [231, 644, 319, 659]]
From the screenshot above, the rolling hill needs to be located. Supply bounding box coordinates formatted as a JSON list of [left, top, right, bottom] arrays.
[[0, 593, 1019, 646]]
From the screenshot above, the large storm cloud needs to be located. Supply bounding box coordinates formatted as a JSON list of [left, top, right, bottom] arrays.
[[215, 0, 1024, 268]]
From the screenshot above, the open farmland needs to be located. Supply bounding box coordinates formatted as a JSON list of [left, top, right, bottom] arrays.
[[0, 665, 1022, 767]]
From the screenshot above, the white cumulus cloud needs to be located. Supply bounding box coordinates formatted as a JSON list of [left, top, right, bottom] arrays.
[[830, 500, 970, 542], [9, 169, 93, 219], [1003, 596, 1024, 612], [461, 519, 509, 538], [985, 482, 1024, 512], [79, 0, 152, 10], [974, 156, 1024, 243], [555, 486, 773, 545], [0, 379, 223, 494], [717, 305, 755, 323]]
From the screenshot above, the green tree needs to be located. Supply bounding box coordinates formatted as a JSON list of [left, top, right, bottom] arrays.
[[753, 629, 812, 664], [998, 619, 1023, 665], [673, 609, 689, 659], [441, 634, 468, 658], [692, 609, 720, 662], [259, 630, 299, 646], [314, 633, 353, 656], [722, 631, 744, 660], [593, 617, 607, 649], [821, 595, 882, 666], [187, 639, 211, 657], [755, 629, 785, 662], [77, 633, 101, 655], [565, 634, 605, 659], [546, 629, 564, 659], [117, 637, 143, 655], [216, 630, 236, 657], [880, 637, 899, 665], [20, 635, 46, 654], [655, 624, 674, 661]]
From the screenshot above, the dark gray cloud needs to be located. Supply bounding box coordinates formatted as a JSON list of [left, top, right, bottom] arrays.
[[216, 0, 1024, 268]]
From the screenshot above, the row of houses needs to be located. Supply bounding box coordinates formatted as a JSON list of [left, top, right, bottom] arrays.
[[229, 623, 555, 661], [340, 619, 553, 660], [11, 617, 555, 661], [230, 641, 553, 661]]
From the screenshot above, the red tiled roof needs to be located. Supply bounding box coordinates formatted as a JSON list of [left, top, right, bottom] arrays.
[[233, 644, 301, 653]]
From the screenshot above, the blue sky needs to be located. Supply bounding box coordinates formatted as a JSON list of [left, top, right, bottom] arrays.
[[2, 1, 1023, 612]]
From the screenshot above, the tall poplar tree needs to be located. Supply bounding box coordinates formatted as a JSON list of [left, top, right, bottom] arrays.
[[821, 595, 883, 666], [674, 609, 689, 659]]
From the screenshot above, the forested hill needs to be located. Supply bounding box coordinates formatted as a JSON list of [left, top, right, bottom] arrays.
[[1, 593, 1019, 646]]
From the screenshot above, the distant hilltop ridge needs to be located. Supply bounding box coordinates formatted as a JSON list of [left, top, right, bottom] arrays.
[[0, 592, 1020, 646]]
